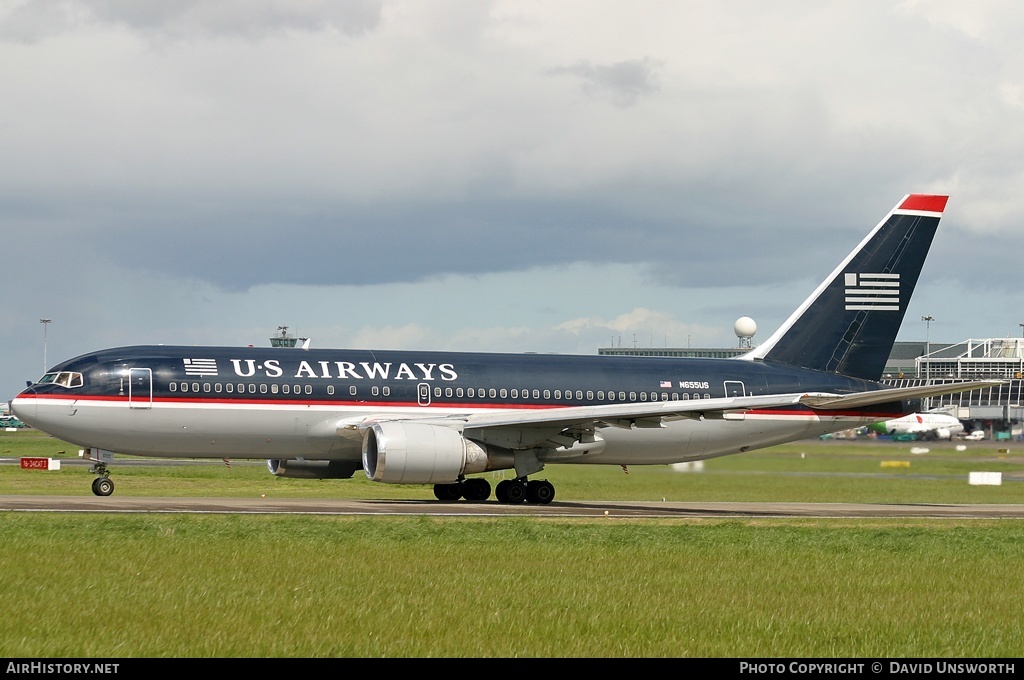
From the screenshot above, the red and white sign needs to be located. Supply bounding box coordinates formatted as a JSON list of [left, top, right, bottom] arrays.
[[20, 457, 61, 470]]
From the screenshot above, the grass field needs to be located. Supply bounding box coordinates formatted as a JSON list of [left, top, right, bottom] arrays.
[[2, 430, 1023, 658]]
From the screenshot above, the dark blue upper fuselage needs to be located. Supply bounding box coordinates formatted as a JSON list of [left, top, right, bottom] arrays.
[[19, 344, 912, 417]]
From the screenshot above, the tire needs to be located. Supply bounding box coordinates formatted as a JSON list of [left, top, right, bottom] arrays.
[[526, 480, 555, 504], [92, 477, 114, 497], [433, 482, 463, 501], [462, 477, 491, 502], [503, 480, 527, 504]]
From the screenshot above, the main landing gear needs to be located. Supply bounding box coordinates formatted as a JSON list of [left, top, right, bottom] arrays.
[[431, 477, 555, 504]]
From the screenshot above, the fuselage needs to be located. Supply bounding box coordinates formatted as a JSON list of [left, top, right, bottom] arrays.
[[12, 344, 913, 465]]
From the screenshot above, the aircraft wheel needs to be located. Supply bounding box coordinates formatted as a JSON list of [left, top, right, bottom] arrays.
[[92, 477, 114, 497], [526, 480, 555, 504], [499, 479, 527, 504], [462, 477, 491, 502], [433, 482, 463, 501], [495, 480, 511, 503]]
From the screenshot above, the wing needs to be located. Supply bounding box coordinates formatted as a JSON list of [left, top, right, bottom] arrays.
[[326, 379, 1001, 455]]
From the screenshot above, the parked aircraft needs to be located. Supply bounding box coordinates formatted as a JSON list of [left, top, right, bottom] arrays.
[[11, 194, 1002, 501], [870, 412, 965, 440]]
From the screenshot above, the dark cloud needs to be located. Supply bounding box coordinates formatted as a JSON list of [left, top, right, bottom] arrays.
[[30, 188, 879, 294], [547, 58, 662, 107], [0, 0, 383, 42]]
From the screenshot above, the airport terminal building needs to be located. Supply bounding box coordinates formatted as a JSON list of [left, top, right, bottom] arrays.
[[598, 338, 1024, 439]]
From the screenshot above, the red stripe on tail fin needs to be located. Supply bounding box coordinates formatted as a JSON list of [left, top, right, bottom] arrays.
[[899, 194, 948, 213]]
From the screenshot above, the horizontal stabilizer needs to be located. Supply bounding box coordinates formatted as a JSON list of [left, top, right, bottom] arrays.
[[799, 380, 1004, 410]]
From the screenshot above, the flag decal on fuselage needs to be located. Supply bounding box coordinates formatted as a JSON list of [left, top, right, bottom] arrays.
[[844, 272, 899, 311], [183, 358, 219, 376]]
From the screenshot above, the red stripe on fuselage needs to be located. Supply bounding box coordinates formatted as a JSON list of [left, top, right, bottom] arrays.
[[16, 393, 901, 419]]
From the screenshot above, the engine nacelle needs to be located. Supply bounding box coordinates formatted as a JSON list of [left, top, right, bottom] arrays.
[[266, 458, 360, 479], [362, 422, 489, 484]]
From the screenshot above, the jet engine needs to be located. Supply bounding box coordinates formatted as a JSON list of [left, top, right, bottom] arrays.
[[362, 422, 490, 484], [266, 458, 360, 479]]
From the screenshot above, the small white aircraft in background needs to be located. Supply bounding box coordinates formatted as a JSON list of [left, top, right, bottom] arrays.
[[871, 412, 965, 440]]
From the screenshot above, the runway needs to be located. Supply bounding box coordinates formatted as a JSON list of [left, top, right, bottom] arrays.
[[3, 494, 1024, 518]]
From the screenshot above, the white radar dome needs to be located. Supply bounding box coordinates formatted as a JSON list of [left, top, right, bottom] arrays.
[[734, 316, 757, 338]]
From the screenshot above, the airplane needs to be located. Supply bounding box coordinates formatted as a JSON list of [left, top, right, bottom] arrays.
[[869, 411, 965, 440], [11, 193, 1004, 502]]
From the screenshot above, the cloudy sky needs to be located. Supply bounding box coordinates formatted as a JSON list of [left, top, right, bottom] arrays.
[[2, 1, 1023, 402]]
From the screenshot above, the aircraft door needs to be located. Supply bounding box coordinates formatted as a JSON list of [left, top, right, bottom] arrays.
[[417, 382, 431, 407], [128, 368, 153, 409], [724, 381, 746, 397]]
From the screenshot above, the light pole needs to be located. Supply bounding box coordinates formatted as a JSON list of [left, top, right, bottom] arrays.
[[921, 316, 934, 384], [921, 317, 937, 411], [40, 318, 52, 374]]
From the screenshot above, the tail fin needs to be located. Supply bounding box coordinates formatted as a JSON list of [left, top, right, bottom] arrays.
[[742, 194, 948, 381]]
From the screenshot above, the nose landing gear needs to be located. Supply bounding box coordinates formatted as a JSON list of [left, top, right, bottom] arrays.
[[90, 471, 114, 497], [84, 449, 116, 496]]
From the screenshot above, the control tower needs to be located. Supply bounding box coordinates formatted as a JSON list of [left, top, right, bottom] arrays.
[[270, 326, 308, 348]]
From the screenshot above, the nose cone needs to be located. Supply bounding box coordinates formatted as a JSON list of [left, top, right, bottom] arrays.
[[10, 390, 37, 424]]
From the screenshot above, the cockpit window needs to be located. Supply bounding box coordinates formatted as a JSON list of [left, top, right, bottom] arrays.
[[36, 371, 83, 388]]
